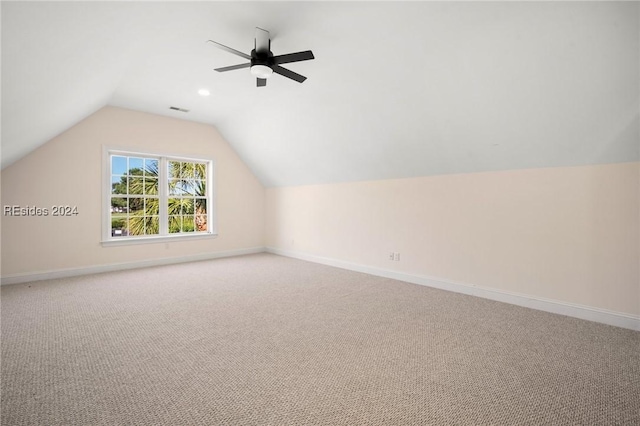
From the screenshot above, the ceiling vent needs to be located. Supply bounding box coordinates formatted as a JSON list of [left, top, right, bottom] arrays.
[[169, 106, 190, 113]]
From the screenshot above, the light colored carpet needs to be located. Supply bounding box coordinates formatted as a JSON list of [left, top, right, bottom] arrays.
[[1, 253, 639, 425]]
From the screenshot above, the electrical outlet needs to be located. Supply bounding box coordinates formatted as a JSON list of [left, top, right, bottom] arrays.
[[394, 253, 400, 261], [389, 252, 395, 260]]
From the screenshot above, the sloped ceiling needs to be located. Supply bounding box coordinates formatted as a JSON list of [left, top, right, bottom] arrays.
[[2, 1, 638, 187]]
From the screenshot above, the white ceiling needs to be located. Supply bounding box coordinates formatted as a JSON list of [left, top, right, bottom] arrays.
[[2, 1, 638, 187]]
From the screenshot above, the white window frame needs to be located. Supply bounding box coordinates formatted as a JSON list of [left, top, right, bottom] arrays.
[[102, 147, 217, 246]]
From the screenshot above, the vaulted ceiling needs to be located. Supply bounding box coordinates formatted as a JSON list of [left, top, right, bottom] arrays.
[[2, 1, 638, 187]]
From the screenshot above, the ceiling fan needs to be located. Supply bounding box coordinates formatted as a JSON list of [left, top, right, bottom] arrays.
[[208, 27, 314, 87]]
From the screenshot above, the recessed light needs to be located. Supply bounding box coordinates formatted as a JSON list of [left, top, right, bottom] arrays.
[[198, 89, 210, 97]]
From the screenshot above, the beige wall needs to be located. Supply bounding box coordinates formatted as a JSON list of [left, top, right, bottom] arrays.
[[1, 106, 265, 276], [266, 162, 640, 316]]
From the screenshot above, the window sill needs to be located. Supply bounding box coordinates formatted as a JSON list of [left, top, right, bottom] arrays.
[[101, 232, 218, 247]]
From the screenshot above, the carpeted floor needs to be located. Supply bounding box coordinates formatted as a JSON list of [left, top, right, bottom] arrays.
[[1, 253, 639, 425]]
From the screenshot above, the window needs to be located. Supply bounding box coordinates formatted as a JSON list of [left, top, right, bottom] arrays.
[[104, 149, 214, 244]]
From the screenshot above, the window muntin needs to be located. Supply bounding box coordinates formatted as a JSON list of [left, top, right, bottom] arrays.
[[106, 150, 213, 242]]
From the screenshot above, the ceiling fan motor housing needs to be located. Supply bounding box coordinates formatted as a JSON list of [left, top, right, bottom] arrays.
[[250, 49, 274, 67]]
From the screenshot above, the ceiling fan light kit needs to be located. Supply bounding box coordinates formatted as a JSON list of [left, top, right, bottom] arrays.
[[250, 64, 273, 79], [209, 27, 314, 87]]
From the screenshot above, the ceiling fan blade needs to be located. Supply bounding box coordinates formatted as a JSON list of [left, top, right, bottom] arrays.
[[272, 65, 307, 83], [257, 78, 267, 87], [255, 27, 270, 54], [272, 50, 315, 65], [207, 40, 251, 60], [215, 63, 251, 72]]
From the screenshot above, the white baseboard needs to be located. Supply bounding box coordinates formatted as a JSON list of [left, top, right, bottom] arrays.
[[266, 247, 640, 331], [1, 247, 266, 286], [4, 246, 637, 331]]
